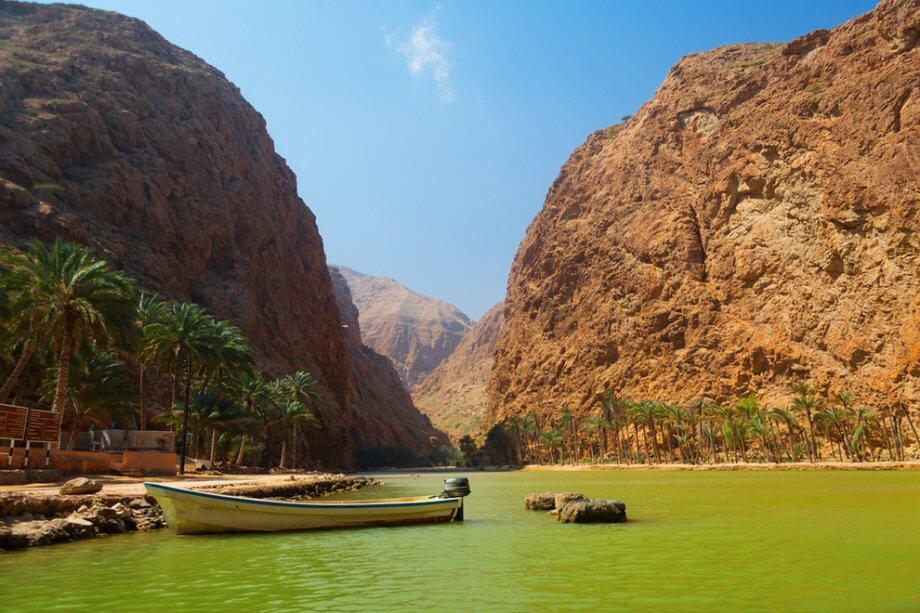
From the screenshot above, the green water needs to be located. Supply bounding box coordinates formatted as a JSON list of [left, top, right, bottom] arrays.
[[1, 471, 918, 611]]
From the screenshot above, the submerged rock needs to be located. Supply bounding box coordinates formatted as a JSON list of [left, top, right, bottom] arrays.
[[524, 492, 586, 511], [556, 499, 627, 524], [59, 477, 103, 496]]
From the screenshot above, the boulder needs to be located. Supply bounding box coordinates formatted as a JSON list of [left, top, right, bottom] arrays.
[[554, 492, 587, 509], [556, 499, 627, 524], [110, 503, 133, 520], [59, 477, 103, 495], [524, 492, 586, 511], [0, 525, 29, 550]]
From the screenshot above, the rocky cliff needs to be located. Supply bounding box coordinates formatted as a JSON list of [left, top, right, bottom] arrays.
[[413, 302, 504, 438], [0, 1, 434, 467], [333, 266, 472, 389], [329, 268, 448, 454], [490, 0, 920, 425]]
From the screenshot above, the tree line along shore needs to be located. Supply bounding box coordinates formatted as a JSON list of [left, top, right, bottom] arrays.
[[0, 239, 462, 471], [479, 389, 919, 467]]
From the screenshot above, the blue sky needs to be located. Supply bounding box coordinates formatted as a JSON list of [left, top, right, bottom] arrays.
[[42, 0, 874, 318]]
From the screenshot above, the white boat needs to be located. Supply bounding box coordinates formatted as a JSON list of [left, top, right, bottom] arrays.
[[144, 479, 468, 535]]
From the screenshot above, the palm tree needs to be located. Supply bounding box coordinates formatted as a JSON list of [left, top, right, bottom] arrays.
[[769, 407, 799, 462], [189, 388, 247, 465], [792, 383, 821, 461], [747, 411, 774, 462], [42, 351, 135, 449], [1, 240, 137, 414], [266, 400, 320, 469], [560, 405, 580, 462], [142, 301, 219, 474], [722, 409, 749, 462], [135, 294, 166, 430], [849, 407, 877, 462], [584, 413, 605, 463], [539, 427, 564, 464], [630, 401, 662, 463], [234, 370, 271, 465], [599, 389, 620, 460], [685, 398, 709, 463], [271, 371, 320, 466], [206, 319, 252, 397], [457, 434, 477, 466], [816, 407, 852, 462]]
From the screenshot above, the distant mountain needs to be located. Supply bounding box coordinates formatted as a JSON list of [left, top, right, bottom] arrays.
[[413, 302, 504, 439], [328, 268, 448, 455], [332, 266, 472, 390]]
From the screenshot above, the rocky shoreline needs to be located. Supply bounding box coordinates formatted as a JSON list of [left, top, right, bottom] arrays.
[[0, 474, 378, 552]]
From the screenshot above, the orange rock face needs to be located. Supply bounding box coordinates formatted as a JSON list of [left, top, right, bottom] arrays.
[[0, 2, 432, 468], [413, 302, 504, 438], [489, 0, 919, 426]]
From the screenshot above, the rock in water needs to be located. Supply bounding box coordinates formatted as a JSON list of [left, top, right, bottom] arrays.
[[524, 492, 586, 511], [59, 478, 102, 496], [488, 0, 920, 425], [554, 492, 587, 509], [556, 500, 627, 524]]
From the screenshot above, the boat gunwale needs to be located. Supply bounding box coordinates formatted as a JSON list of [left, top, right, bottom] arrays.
[[143, 481, 461, 510]]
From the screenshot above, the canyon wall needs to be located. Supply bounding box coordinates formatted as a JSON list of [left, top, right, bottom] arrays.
[[413, 302, 504, 439], [0, 1, 435, 467], [489, 0, 919, 426]]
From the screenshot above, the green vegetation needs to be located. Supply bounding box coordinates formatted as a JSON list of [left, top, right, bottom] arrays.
[[24, 107, 38, 118], [742, 57, 768, 68], [497, 386, 917, 465], [806, 83, 826, 94], [33, 182, 64, 192], [0, 239, 331, 472]]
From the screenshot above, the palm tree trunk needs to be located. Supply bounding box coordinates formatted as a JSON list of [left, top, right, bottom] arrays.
[[138, 364, 146, 430], [178, 360, 192, 475], [51, 324, 74, 414], [1, 343, 33, 402], [279, 432, 288, 469], [805, 411, 817, 461], [209, 429, 218, 466], [235, 435, 247, 465], [785, 424, 796, 462], [648, 419, 661, 464], [902, 407, 919, 451]]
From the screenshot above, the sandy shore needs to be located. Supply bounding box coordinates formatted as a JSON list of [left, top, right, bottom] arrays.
[[519, 460, 920, 471], [0, 472, 350, 496]]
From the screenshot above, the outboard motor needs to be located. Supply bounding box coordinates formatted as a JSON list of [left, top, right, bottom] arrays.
[[441, 477, 470, 521]]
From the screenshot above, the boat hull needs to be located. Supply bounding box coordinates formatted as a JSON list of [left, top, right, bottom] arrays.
[[144, 482, 463, 534]]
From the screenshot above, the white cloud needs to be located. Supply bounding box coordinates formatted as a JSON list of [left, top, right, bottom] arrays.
[[393, 14, 455, 103]]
